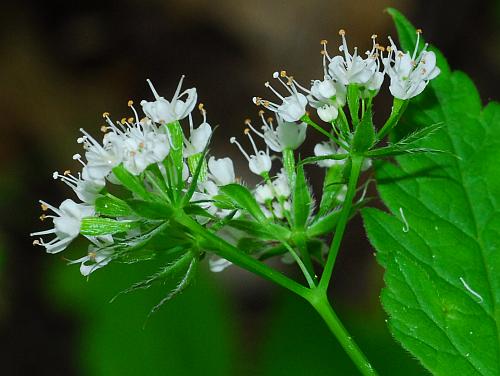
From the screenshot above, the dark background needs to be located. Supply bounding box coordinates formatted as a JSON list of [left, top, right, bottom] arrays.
[[0, 0, 498, 375]]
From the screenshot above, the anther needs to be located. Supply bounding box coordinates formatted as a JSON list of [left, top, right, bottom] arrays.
[[100, 125, 108, 133], [41, 204, 48, 211], [320, 39, 328, 45], [416, 28, 422, 34], [39, 214, 46, 221], [63, 170, 71, 176], [258, 110, 265, 116], [371, 34, 378, 39], [102, 112, 110, 118], [120, 118, 127, 124], [33, 239, 41, 245], [244, 118, 251, 125], [244, 128, 250, 135], [280, 70, 287, 78], [127, 100, 134, 107], [338, 29, 346, 36]]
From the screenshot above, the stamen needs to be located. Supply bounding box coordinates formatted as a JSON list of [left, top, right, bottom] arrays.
[[146, 78, 161, 100], [264, 82, 285, 100], [244, 128, 260, 154], [230, 137, 251, 161], [172, 75, 186, 102]]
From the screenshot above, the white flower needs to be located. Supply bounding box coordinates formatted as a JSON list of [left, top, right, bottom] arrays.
[[140, 77, 197, 124], [76, 124, 123, 182], [72, 246, 114, 276], [246, 112, 307, 152], [209, 257, 232, 273], [52, 170, 103, 204], [208, 156, 235, 186], [255, 184, 274, 203], [184, 106, 212, 157], [230, 129, 272, 176], [308, 78, 346, 109], [272, 200, 291, 219], [313, 142, 347, 168], [317, 105, 339, 122], [326, 31, 382, 87], [383, 31, 440, 100], [31, 199, 94, 254], [253, 71, 308, 122], [121, 122, 171, 175], [272, 169, 291, 198]]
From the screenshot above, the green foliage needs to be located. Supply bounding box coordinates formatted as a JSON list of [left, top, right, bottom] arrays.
[[316, 164, 345, 218], [112, 164, 152, 201], [362, 9, 500, 375], [292, 164, 312, 229], [81, 217, 139, 236], [347, 84, 360, 125], [219, 184, 266, 222], [95, 194, 133, 217], [352, 105, 375, 153], [126, 199, 174, 220]]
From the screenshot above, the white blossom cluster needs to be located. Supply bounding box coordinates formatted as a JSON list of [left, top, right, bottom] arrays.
[[254, 29, 439, 122], [31, 29, 439, 277]]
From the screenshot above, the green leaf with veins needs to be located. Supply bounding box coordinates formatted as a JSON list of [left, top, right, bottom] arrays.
[[362, 9, 500, 376]]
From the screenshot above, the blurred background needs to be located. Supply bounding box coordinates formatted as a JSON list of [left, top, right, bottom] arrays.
[[1, 0, 499, 374]]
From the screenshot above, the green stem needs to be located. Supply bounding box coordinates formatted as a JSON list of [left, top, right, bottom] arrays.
[[175, 213, 310, 299], [301, 115, 345, 147], [309, 290, 378, 376], [282, 241, 316, 288], [377, 98, 408, 140], [319, 155, 363, 291]]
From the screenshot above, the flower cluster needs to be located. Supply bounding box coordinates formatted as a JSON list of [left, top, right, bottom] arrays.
[[32, 28, 439, 281], [255, 30, 439, 123]]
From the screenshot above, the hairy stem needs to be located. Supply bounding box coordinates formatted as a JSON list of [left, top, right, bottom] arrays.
[[319, 155, 363, 291], [175, 213, 310, 298]]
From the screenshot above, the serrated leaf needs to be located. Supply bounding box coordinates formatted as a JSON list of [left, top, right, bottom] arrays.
[[219, 184, 266, 222], [112, 164, 151, 201], [81, 217, 139, 236], [292, 163, 312, 229], [352, 105, 375, 153], [95, 194, 133, 217], [362, 13, 500, 374], [126, 199, 174, 220]]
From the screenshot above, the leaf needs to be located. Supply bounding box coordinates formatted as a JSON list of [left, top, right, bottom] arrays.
[[112, 164, 151, 201], [227, 219, 290, 241], [126, 199, 174, 220], [316, 164, 346, 218], [292, 163, 312, 229], [347, 84, 360, 125], [95, 194, 133, 217], [299, 153, 349, 166], [113, 251, 194, 299], [81, 217, 139, 236], [219, 184, 266, 222], [352, 105, 375, 153], [362, 11, 500, 375], [148, 256, 198, 316]]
